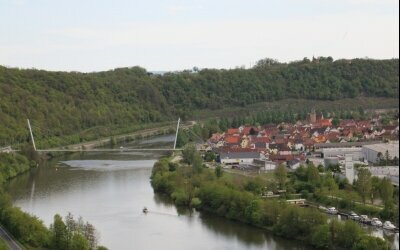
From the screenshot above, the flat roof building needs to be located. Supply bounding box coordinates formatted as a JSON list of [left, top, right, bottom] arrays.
[[362, 142, 399, 164]]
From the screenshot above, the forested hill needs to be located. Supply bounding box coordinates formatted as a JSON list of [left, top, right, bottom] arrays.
[[0, 57, 398, 147]]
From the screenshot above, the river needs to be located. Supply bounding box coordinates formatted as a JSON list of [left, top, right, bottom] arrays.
[[5, 134, 309, 250]]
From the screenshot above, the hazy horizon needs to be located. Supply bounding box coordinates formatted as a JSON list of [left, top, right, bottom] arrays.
[[1, 56, 399, 74], [1, 0, 399, 72]]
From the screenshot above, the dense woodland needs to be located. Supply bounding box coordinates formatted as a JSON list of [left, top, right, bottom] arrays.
[[0, 57, 398, 147]]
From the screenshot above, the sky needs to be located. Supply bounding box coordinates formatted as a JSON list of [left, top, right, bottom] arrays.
[[0, 0, 399, 72]]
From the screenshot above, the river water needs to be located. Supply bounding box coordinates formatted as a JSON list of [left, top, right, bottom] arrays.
[[5, 135, 309, 250]]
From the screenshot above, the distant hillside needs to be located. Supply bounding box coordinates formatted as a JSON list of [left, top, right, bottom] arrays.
[[0, 57, 398, 147]]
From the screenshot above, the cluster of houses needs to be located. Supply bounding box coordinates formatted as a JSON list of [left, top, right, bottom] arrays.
[[206, 111, 399, 173]]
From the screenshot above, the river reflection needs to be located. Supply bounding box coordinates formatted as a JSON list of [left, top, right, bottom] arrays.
[[6, 135, 311, 250]]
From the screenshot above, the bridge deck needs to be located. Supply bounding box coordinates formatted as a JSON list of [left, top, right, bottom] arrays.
[[36, 148, 182, 152]]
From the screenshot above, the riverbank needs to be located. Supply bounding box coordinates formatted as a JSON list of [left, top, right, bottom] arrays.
[[5, 139, 307, 250], [0, 152, 108, 250], [150, 156, 391, 249]]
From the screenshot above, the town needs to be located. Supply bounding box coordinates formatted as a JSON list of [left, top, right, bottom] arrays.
[[201, 109, 398, 187]]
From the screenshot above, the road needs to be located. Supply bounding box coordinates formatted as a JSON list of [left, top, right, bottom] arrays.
[[0, 225, 23, 250], [326, 195, 384, 210], [47, 121, 195, 151]]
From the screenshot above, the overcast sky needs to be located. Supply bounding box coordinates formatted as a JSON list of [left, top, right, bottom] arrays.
[[0, 0, 398, 72]]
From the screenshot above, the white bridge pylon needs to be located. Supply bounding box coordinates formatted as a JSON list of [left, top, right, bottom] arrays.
[[173, 117, 180, 150], [27, 119, 37, 151], [27, 118, 183, 152]]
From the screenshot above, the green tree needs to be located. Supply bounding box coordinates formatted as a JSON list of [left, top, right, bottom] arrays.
[[311, 224, 332, 250], [192, 152, 203, 174], [355, 168, 372, 204], [332, 118, 340, 127], [0, 239, 8, 250], [83, 222, 97, 249], [204, 151, 216, 162], [323, 172, 338, 194], [370, 176, 381, 204], [352, 235, 391, 250], [306, 164, 320, 185], [182, 144, 196, 165], [176, 130, 189, 148], [215, 165, 223, 178], [70, 233, 90, 250], [274, 164, 287, 189], [51, 214, 69, 250], [109, 136, 116, 147], [20, 143, 39, 163], [337, 220, 364, 249], [379, 177, 394, 206]]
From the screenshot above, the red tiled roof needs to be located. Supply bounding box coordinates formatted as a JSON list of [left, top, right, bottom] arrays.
[[227, 128, 240, 135], [303, 139, 315, 146], [209, 133, 222, 143], [269, 154, 294, 162], [225, 136, 240, 144], [251, 137, 271, 143], [340, 120, 356, 127], [242, 127, 257, 135], [219, 147, 258, 153], [318, 119, 332, 127], [274, 138, 287, 144], [314, 135, 327, 143], [326, 132, 340, 142]]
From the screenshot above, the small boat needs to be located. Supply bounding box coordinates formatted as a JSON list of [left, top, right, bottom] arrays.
[[383, 221, 396, 231], [360, 215, 371, 224], [143, 207, 148, 213], [371, 218, 383, 227], [326, 207, 338, 214], [349, 211, 360, 221]]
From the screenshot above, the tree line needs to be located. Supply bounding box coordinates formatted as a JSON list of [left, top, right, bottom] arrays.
[[0, 57, 398, 148], [150, 150, 392, 249]]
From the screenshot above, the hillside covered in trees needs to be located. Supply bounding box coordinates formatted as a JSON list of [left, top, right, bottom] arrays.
[[0, 57, 398, 147]]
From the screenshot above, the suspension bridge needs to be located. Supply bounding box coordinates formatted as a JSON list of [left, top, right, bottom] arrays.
[[19, 118, 185, 153]]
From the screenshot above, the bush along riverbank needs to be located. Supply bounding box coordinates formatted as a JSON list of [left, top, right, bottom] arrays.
[[150, 153, 390, 249]]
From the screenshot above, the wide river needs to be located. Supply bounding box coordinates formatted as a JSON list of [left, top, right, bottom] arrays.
[[5, 134, 398, 249], [5, 134, 310, 250]]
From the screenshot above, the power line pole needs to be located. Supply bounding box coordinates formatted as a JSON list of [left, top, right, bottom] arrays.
[[173, 118, 180, 150], [27, 119, 37, 151]]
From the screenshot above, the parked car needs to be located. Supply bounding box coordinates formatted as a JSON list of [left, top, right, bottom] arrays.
[[383, 221, 396, 231], [360, 215, 371, 224], [371, 218, 383, 227], [349, 211, 360, 221], [327, 207, 338, 214]]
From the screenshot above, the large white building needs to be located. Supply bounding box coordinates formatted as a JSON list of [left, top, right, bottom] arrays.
[[345, 154, 355, 183], [322, 147, 364, 161], [219, 151, 260, 164], [362, 142, 399, 164]]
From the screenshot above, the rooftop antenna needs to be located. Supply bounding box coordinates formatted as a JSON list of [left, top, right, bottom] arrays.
[[173, 117, 181, 150], [27, 119, 37, 151]]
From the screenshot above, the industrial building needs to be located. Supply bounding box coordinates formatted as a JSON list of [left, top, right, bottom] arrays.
[[362, 142, 399, 164], [322, 147, 364, 161], [219, 151, 260, 164]]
